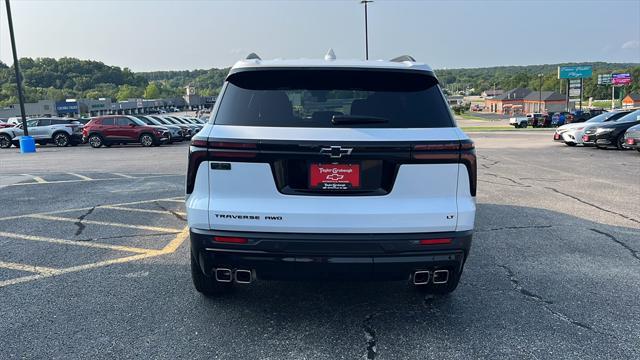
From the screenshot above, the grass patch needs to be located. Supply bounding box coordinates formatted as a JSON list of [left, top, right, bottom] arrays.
[[457, 113, 488, 121]]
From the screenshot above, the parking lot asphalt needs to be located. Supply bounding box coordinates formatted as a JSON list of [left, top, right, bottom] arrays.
[[0, 133, 639, 359]]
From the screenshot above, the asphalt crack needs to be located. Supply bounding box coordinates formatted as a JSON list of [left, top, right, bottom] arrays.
[[477, 225, 553, 232], [498, 265, 552, 304], [590, 228, 640, 262], [154, 201, 187, 221], [485, 173, 531, 187], [478, 179, 527, 188], [363, 314, 378, 360], [545, 187, 639, 224], [498, 265, 596, 332], [74, 206, 96, 236]]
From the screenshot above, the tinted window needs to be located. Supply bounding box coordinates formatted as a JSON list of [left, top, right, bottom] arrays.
[[37, 119, 52, 126], [214, 69, 453, 128], [587, 111, 629, 123], [133, 116, 152, 125], [614, 110, 640, 123], [101, 118, 115, 126], [116, 117, 132, 126], [152, 116, 169, 125]]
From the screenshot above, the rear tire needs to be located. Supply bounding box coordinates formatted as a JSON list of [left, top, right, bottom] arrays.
[[616, 135, 627, 150], [0, 134, 12, 149], [191, 252, 232, 296], [52, 132, 70, 147], [88, 134, 104, 148]]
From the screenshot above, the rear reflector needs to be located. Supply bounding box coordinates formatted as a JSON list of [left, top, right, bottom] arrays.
[[213, 236, 248, 244], [627, 138, 636, 145], [419, 238, 452, 245]]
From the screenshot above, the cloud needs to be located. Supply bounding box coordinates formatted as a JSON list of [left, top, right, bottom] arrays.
[[621, 40, 640, 49]]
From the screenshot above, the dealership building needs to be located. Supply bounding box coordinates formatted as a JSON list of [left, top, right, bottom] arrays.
[[0, 88, 215, 118]]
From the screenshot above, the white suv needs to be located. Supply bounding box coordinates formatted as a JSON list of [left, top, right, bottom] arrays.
[[186, 54, 477, 295]]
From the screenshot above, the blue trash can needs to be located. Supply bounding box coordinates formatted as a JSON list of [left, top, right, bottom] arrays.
[[19, 136, 36, 153]]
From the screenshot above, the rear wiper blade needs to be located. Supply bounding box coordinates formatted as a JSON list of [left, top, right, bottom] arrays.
[[331, 115, 389, 125]]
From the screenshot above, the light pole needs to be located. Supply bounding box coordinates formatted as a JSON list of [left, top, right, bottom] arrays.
[[5, 0, 29, 136], [360, 0, 373, 60], [538, 73, 543, 113]]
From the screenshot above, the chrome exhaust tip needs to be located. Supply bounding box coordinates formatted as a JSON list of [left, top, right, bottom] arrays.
[[214, 268, 232, 282], [433, 270, 450, 284], [234, 269, 253, 284], [413, 270, 431, 285]]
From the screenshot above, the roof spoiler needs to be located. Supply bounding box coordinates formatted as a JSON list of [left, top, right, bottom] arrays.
[[390, 55, 416, 62], [245, 53, 261, 60]]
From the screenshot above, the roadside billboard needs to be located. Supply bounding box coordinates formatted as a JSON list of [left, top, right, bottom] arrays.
[[612, 73, 632, 86], [597, 74, 612, 85], [558, 65, 593, 79]]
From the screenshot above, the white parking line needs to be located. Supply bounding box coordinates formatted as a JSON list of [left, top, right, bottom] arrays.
[[5, 174, 180, 187], [28, 214, 182, 233], [112, 173, 134, 179], [22, 174, 47, 184], [0, 261, 59, 275], [0, 231, 153, 254], [101, 205, 187, 217], [157, 199, 184, 203], [0, 227, 189, 288], [67, 173, 93, 181], [0, 197, 184, 222]]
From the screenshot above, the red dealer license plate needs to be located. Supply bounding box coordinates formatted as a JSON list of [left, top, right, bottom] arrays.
[[554, 133, 561, 140], [310, 163, 360, 190]]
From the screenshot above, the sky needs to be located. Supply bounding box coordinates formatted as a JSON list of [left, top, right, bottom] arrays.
[[0, 0, 639, 72]]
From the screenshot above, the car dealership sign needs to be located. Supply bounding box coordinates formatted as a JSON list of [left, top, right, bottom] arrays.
[[558, 65, 593, 79]]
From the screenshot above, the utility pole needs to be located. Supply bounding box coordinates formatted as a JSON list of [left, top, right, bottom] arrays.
[[361, 0, 373, 60], [538, 74, 543, 113], [5, 0, 29, 136]]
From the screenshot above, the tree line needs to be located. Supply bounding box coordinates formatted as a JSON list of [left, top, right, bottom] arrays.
[[438, 62, 640, 99], [0, 57, 638, 107]]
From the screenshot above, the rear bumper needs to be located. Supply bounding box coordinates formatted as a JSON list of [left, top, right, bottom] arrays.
[[190, 228, 472, 281]]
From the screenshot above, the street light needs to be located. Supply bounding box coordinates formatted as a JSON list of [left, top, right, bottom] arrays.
[[538, 73, 544, 113], [4, 1, 29, 136], [360, 0, 373, 60]]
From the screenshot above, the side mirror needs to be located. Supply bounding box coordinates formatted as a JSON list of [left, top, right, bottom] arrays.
[[129, 123, 136, 127]]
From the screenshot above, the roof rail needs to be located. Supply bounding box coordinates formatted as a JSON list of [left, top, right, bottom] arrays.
[[245, 53, 261, 60], [390, 55, 416, 62]]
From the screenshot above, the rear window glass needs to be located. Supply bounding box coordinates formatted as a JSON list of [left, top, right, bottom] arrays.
[[214, 69, 454, 128]]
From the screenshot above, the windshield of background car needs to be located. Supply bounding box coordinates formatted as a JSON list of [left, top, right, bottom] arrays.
[[130, 117, 147, 126], [587, 111, 628, 123], [613, 110, 640, 123], [214, 69, 454, 128]]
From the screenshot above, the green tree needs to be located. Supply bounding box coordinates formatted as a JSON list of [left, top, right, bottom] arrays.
[[115, 84, 143, 101], [143, 83, 160, 99]]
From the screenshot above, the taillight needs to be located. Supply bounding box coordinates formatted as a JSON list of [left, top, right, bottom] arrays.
[[419, 238, 452, 245], [411, 140, 476, 196], [186, 137, 260, 195], [213, 236, 248, 244]]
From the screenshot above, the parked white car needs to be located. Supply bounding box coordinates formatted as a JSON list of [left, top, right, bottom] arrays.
[[0, 117, 83, 148], [553, 110, 629, 146]]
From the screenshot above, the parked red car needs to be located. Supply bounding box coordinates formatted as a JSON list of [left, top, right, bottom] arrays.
[[82, 115, 169, 148]]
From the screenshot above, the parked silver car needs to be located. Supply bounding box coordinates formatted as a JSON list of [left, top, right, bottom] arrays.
[[0, 117, 83, 148]]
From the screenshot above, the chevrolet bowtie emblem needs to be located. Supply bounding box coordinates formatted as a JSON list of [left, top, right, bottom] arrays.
[[320, 146, 353, 158]]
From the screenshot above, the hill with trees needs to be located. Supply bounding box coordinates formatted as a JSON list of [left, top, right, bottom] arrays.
[[0, 57, 638, 107], [438, 62, 640, 99]]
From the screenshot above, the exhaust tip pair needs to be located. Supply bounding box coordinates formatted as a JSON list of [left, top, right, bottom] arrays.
[[413, 269, 449, 285], [215, 268, 253, 284]]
